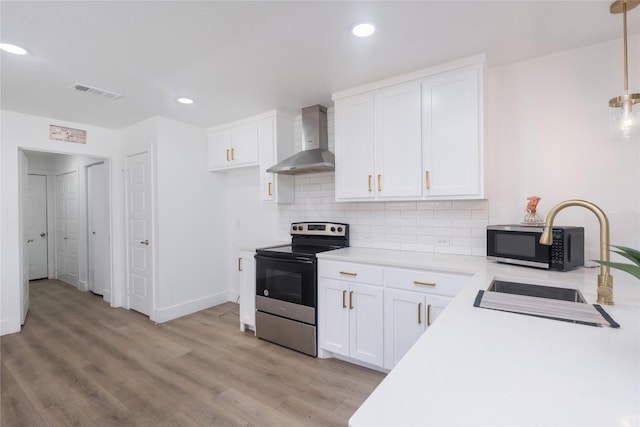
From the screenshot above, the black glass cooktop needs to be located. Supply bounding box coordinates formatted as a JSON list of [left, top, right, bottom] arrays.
[[256, 244, 342, 258]]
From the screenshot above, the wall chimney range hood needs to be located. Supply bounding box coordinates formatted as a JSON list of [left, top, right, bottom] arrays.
[[267, 105, 335, 175]]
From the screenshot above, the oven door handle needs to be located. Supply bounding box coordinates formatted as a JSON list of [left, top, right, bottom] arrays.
[[255, 254, 315, 265]]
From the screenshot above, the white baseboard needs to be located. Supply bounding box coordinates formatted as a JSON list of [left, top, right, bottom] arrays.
[[0, 319, 20, 336], [228, 291, 240, 304], [102, 289, 111, 304], [151, 291, 230, 323], [78, 280, 88, 292]]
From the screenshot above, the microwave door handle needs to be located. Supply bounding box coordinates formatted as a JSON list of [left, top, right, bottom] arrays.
[[567, 234, 571, 262]]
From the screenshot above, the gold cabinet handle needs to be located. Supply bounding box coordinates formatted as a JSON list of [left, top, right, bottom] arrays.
[[418, 302, 422, 324], [413, 280, 436, 287], [427, 304, 432, 326], [349, 291, 354, 309], [339, 271, 358, 277], [238, 257, 242, 272], [425, 170, 430, 190], [226, 149, 230, 161], [367, 175, 372, 192], [377, 174, 382, 192], [342, 290, 347, 309], [231, 148, 235, 160], [268, 182, 272, 196]]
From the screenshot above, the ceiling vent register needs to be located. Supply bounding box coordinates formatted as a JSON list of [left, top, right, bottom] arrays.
[[69, 83, 122, 100]]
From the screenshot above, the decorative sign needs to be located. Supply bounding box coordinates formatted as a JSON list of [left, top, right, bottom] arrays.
[[49, 125, 87, 144]]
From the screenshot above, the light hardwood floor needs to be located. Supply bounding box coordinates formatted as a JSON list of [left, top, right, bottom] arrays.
[[1, 280, 385, 426]]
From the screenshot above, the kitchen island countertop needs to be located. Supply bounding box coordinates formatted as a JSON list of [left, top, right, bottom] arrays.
[[317, 247, 640, 427]]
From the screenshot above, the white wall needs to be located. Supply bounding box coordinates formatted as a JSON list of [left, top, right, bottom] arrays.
[[487, 36, 640, 262], [152, 117, 229, 322], [1, 111, 123, 335], [223, 166, 280, 298]]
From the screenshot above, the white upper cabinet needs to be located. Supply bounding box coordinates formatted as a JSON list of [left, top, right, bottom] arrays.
[[208, 121, 259, 170], [333, 54, 485, 201], [258, 113, 294, 203], [422, 64, 482, 198], [374, 82, 423, 199], [334, 93, 375, 199], [334, 82, 422, 200], [208, 110, 295, 203]]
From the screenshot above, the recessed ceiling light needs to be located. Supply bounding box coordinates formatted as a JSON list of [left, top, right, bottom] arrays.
[[351, 22, 375, 38], [178, 97, 194, 104], [0, 43, 29, 55]]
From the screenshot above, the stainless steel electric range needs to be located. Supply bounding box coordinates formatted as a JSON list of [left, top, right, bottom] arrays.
[[254, 222, 349, 356]]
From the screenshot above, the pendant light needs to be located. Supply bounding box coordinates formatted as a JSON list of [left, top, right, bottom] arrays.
[[608, 0, 640, 139]]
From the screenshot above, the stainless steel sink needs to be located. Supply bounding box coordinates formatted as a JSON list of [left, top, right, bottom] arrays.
[[487, 280, 586, 303]]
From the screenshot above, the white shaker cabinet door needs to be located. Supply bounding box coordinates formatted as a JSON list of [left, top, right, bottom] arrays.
[[334, 93, 375, 200], [422, 64, 482, 198], [230, 121, 259, 167], [384, 288, 426, 370], [318, 278, 351, 357], [373, 81, 423, 198], [349, 283, 384, 367]]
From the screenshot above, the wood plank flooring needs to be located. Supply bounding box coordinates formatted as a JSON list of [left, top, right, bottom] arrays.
[[1, 280, 385, 426]]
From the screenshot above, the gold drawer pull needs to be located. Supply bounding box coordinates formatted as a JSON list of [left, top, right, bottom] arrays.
[[238, 257, 242, 272], [413, 280, 436, 287], [367, 175, 372, 192], [342, 290, 347, 309], [339, 271, 358, 277], [418, 302, 422, 324], [268, 182, 273, 196], [377, 174, 382, 191], [349, 291, 354, 309], [231, 148, 235, 160], [425, 170, 430, 190], [427, 304, 432, 326], [226, 149, 230, 161]]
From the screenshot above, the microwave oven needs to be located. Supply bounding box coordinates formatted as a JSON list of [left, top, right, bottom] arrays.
[[486, 225, 584, 271]]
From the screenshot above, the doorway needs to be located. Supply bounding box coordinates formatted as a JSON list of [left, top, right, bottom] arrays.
[[20, 150, 113, 311]]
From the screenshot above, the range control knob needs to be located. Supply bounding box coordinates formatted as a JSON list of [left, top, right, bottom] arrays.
[[337, 227, 343, 232], [292, 226, 298, 231], [331, 227, 336, 232]]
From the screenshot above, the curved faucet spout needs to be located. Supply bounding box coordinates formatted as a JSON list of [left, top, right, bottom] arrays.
[[539, 199, 613, 305]]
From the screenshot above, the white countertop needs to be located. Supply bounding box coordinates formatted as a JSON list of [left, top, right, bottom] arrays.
[[317, 248, 640, 427]]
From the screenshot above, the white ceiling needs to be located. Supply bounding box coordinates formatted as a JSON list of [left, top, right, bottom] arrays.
[[1, 1, 638, 130]]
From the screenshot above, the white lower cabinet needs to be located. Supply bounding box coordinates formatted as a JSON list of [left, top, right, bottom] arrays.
[[383, 288, 451, 370], [318, 261, 384, 368], [238, 250, 256, 332], [318, 259, 470, 371]]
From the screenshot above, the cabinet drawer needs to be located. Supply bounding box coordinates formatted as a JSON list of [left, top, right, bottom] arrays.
[[385, 267, 470, 297], [318, 260, 384, 286]]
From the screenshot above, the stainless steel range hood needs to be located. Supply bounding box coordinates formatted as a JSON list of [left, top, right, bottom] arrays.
[[267, 105, 335, 175]]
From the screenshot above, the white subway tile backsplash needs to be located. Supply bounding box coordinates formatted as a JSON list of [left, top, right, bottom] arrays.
[[277, 107, 488, 256]]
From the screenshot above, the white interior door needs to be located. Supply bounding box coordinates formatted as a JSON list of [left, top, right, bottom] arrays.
[[126, 152, 152, 316], [88, 163, 110, 295], [26, 174, 48, 280], [20, 152, 30, 324], [55, 171, 79, 287]]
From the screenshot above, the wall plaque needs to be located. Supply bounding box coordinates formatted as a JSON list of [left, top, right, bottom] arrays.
[[49, 125, 87, 144]]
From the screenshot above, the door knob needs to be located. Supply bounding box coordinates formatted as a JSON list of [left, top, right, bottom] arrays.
[[26, 239, 34, 243], [40, 232, 47, 238], [140, 239, 149, 245]]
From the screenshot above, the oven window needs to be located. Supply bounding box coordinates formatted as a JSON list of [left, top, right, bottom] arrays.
[[265, 268, 303, 304]]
